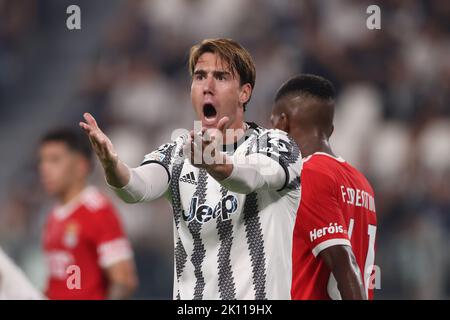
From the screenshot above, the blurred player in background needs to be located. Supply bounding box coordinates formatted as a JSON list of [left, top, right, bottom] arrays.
[[39, 128, 137, 300], [0, 247, 43, 300], [271, 74, 377, 300], [80, 38, 302, 299]]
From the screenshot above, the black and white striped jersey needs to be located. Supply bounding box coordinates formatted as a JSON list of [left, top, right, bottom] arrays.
[[141, 122, 302, 299]]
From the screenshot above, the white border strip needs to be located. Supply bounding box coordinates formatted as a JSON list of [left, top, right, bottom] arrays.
[[312, 238, 351, 257]]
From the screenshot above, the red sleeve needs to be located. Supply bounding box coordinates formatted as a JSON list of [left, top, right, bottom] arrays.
[[299, 168, 351, 257], [90, 203, 133, 268]]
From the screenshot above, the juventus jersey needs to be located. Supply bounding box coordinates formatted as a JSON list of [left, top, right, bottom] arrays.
[[141, 122, 302, 300]]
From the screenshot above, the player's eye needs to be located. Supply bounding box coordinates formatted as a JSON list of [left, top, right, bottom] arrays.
[[194, 73, 205, 80]]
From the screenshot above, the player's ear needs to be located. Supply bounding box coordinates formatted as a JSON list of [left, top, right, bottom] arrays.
[[239, 83, 252, 105]]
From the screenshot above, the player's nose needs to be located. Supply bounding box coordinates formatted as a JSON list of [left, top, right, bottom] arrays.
[[203, 75, 215, 95]]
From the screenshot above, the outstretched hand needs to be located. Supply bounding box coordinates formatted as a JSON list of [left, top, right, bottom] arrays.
[[79, 113, 118, 170]]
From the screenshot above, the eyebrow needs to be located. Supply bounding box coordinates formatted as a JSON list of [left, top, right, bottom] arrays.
[[193, 69, 232, 78]]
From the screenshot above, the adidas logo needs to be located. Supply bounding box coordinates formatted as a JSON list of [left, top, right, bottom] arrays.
[[180, 172, 197, 185]]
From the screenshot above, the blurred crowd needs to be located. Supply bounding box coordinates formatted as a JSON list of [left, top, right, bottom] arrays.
[[0, 0, 449, 299]]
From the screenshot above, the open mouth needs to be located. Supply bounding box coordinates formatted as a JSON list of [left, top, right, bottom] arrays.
[[203, 103, 217, 120]]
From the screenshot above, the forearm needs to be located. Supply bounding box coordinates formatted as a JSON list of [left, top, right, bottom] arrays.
[[107, 282, 135, 300], [105, 261, 138, 300], [335, 266, 366, 300], [217, 153, 286, 194], [104, 159, 131, 188], [320, 245, 366, 300], [108, 163, 169, 203]]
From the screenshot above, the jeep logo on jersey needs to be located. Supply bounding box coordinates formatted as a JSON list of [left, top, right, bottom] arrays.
[[182, 195, 238, 223]]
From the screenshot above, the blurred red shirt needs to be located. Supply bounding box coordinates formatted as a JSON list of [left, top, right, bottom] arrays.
[[43, 186, 132, 300]]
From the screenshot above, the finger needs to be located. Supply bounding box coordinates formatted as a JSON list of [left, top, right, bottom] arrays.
[[193, 129, 203, 145], [217, 116, 229, 132], [79, 122, 91, 132], [83, 112, 99, 129]]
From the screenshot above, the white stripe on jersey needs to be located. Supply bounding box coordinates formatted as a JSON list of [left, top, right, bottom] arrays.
[[142, 123, 302, 300]]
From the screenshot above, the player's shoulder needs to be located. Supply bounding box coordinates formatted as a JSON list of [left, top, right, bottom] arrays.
[[142, 133, 188, 165], [303, 152, 345, 169], [250, 123, 291, 140], [301, 152, 346, 181], [303, 153, 374, 191], [247, 123, 299, 155], [80, 186, 113, 213]]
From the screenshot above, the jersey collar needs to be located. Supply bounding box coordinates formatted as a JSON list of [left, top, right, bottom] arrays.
[[304, 152, 346, 163], [53, 186, 95, 220]]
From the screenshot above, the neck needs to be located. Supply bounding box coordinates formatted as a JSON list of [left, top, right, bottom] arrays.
[[222, 121, 247, 145], [58, 181, 86, 205], [292, 130, 335, 158]]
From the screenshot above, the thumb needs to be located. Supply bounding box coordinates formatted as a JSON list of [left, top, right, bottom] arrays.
[[217, 116, 229, 133]]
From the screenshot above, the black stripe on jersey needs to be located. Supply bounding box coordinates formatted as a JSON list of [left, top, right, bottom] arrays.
[[277, 137, 301, 191], [169, 148, 187, 299], [285, 175, 301, 191], [188, 169, 208, 299], [243, 192, 267, 300], [174, 237, 187, 300], [276, 160, 290, 192], [216, 186, 237, 299], [281, 137, 301, 165]]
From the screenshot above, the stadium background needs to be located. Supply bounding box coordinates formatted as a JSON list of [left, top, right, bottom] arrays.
[[0, 0, 449, 299]]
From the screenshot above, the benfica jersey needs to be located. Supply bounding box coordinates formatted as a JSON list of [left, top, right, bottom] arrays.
[[141, 122, 302, 299], [291, 153, 377, 300], [43, 186, 133, 300]]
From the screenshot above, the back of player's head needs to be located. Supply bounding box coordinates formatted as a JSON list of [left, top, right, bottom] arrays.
[[189, 38, 256, 111], [274, 74, 336, 137], [275, 74, 336, 103], [41, 127, 93, 164]]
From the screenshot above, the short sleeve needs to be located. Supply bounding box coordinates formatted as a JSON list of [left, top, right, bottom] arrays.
[[91, 204, 133, 268], [298, 169, 351, 257], [248, 129, 302, 192]]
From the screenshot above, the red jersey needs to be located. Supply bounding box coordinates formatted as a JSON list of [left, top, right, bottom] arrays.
[[291, 153, 377, 300], [43, 186, 133, 300]]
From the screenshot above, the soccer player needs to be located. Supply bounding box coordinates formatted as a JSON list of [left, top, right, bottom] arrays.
[[271, 74, 377, 300], [39, 128, 137, 300], [80, 38, 302, 299], [0, 247, 43, 299]]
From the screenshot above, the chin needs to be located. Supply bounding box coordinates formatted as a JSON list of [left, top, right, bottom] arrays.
[[202, 122, 217, 129], [43, 184, 59, 196]]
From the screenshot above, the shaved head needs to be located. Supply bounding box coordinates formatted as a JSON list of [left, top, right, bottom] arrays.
[[271, 74, 337, 157], [272, 74, 335, 136]]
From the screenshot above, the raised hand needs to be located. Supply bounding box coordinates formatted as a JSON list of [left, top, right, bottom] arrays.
[[186, 116, 233, 181], [79, 113, 118, 170]]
